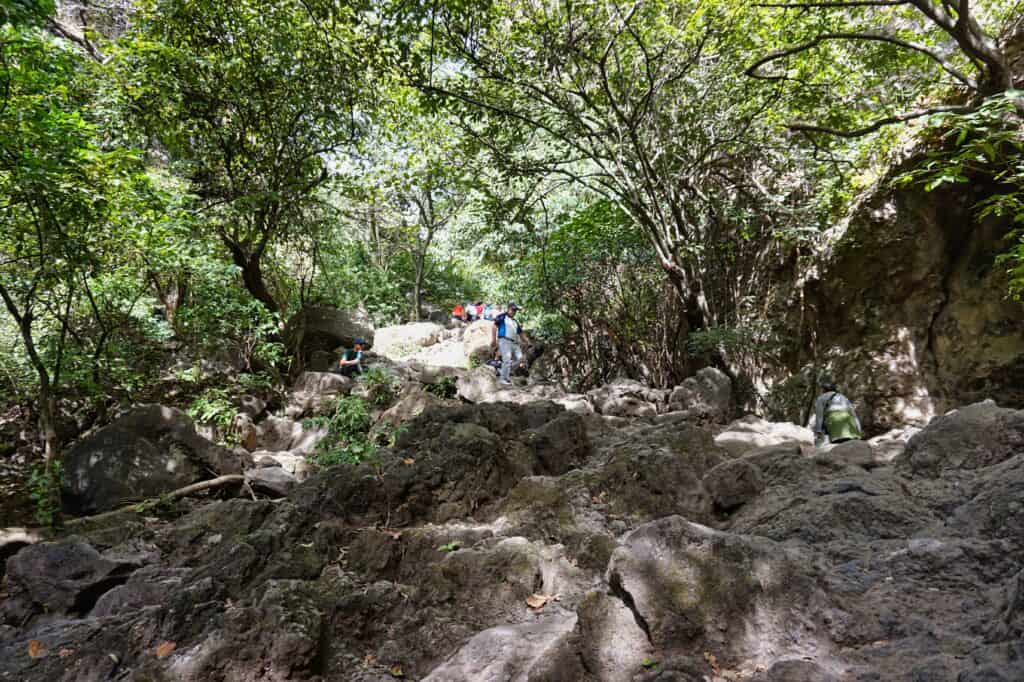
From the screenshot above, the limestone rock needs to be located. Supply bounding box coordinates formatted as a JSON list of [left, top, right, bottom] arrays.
[[285, 305, 374, 359], [821, 439, 876, 470], [245, 467, 298, 497], [61, 405, 241, 514], [607, 516, 828, 671], [703, 457, 765, 511], [714, 415, 814, 457], [463, 319, 497, 364], [253, 416, 325, 455], [897, 400, 1024, 477], [588, 378, 665, 417], [373, 322, 444, 360], [423, 612, 583, 681], [668, 367, 733, 422], [286, 371, 352, 419], [3, 539, 142, 617], [236, 394, 266, 419]]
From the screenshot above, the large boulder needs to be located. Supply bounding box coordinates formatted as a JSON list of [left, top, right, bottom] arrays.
[[457, 367, 593, 414], [714, 415, 814, 457], [463, 319, 497, 364], [285, 305, 374, 359], [373, 322, 444, 360], [667, 367, 734, 422], [424, 612, 583, 681], [2, 539, 143, 619], [587, 379, 665, 417], [62, 405, 242, 514], [606, 516, 829, 673], [253, 416, 325, 455], [285, 371, 353, 419], [896, 400, 1024, 477]]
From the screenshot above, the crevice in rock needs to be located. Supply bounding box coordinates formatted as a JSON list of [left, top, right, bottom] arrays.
[[72, 571, 133, 617], [608, 570, 653, 645]]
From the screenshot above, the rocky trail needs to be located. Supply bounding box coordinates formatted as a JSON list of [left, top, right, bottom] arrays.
[[1, 320, 1023, 681]]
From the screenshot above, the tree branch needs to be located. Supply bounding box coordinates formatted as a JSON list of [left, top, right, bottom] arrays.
[[788, 104, 974, 137], [746, 31, 978, 89]]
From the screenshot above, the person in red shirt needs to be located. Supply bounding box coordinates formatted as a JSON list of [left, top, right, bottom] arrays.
[[452, 303, 466, 322]]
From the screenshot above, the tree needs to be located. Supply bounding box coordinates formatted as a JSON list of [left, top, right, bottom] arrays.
[[403, 0, 804, 364], [745, 0, 1021, 137], [115, 0, 370, 312], [0, 27, 140, 465]]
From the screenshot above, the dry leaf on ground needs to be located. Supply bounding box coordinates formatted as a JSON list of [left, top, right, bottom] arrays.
[[526, 593, 559, 609], [155, 641, 177, 659], [27, 640, 45, 659]]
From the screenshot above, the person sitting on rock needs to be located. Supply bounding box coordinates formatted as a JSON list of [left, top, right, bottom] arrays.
[[466, 302, 478, 322], [812, 376, 863, 446], [452, 303, 466, 323], [334, 338, 366, 378], [491, 302, 529, 386]]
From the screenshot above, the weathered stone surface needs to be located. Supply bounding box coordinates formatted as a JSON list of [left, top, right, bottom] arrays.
[[457, 366, 593, 414], [285, 305, 374, 358], [236, 394, 266, 418], [245, 467, 298, 497], [6, 390, 1024, 682], [62, 405, 241, 514], [897, 400, 1024, 477], [3, 538, 141, 618], [286, 371, 353, 419], [373, 322, 444, 360], [668, 367, 733, 422], [423, 612, 583, 681], [253, 415, 325, 455], [588, 378, 664, 417], [797, 163, 1024, 432], [714, 415, 814, 457], [820, 438, 876, 470], [703, 457, 764, 511], [607, 516, 830, 672]]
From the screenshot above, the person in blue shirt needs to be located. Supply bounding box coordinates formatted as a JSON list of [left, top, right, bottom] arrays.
[[334, 338, 365, 378], [491, 303, 529, 386]]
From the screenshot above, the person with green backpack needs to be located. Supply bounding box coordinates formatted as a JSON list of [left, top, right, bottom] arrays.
[[812, 375, 863, 447]]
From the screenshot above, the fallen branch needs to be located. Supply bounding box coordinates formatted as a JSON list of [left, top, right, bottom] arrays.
[[63, 475, 245, 528]]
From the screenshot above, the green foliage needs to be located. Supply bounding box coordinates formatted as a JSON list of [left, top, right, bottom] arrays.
[[437, 541, 460, 553], [187, 388, 236, 429], [896, 92, 1024, 297], [28, 459, 62, 527], [424, 376, 457, 400], [362, 367, 399, 406], [306, 396, 377, 466]]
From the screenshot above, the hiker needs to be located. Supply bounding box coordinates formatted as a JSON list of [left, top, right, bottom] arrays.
[[483, 303, 495, 321], [334, 338, 366, 378], [491, 302, 529, 386], [485, 347, 503, 376], [452, 303, 466, 323], [466, 302, 478, 322], [812, 376, 863, 446]]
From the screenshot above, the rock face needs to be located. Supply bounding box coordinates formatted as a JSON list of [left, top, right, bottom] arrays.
[[61, 405, 242, 514], [667, 367, 733, 422], [7, 391, 1024, 681], [285, 305, 374, 359], [373, 322, 445, 360], [793, 161, 1024, 432]]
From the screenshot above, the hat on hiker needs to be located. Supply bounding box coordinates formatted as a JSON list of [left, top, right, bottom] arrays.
[[508, 302, 519, 311], [354, 337, 366, 346], [819, 373, 836, 391]]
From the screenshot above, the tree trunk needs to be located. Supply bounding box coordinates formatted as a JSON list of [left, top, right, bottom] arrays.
[[226, 241, 279, 313]]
